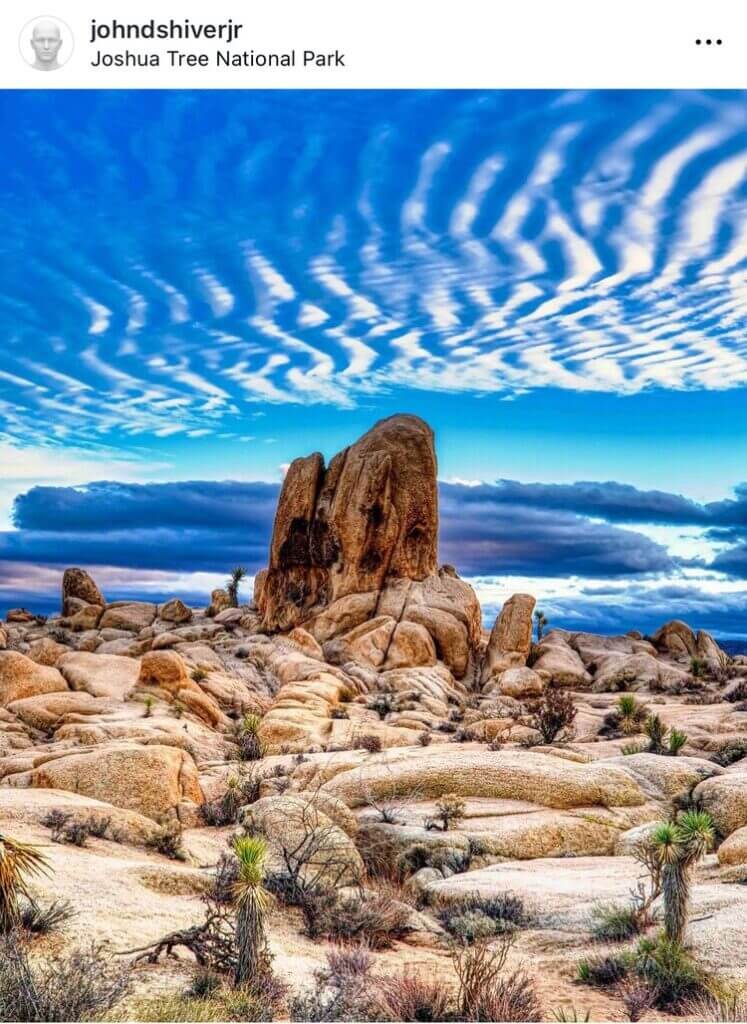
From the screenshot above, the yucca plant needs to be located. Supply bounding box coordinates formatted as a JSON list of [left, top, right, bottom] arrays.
[[232, 836, 270, 988], [617, 695, 647, 735], [227, 567, 248, 608], [644, 714, 667, 754], [0, 833, 49, 933], [651, 811, 714, 943], [667, 728, 688, 756], [235, 714, 265, 762], [534, 610, 548, 642]]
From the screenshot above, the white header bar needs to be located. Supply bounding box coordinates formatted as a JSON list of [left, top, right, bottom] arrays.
[[1, 0, 745, 89]]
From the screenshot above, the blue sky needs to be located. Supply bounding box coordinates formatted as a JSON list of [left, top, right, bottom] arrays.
[[1, 90, 746, 637]]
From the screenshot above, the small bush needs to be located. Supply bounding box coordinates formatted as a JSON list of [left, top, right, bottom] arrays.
[[234, 713, 265, 761], [301, 889, 410, 950], [145, 824, 186, 861], [453, 727, 478, 743], [86, 815, 111, 839], [188, 968, 222, 998], [711, 741, 747, 767], [577, 953, 631, 987], [374, 968, 452, 1022], [192, 667, 209, 682], [41, 809, 92, 846], [635, 934, 709, 1011], [683, 990, 747, 1022], [0, 934, 131, 1021], [21, 899, 76, 935], [590, 901, 642, 942], [667, 728, 688, 756], [617, 977, 658, 1022], [353, 734, 382, 754], [417, 731, 432, 747], [621, 742, 647, 755], [367, 693, 395, 720], [474, 969, 543, 1022], [525, 689, 577, 744], [438, 891, 526, 941], [725, 680, 747, 703], [330, 706, 349, 720], [290, 945, 377, 1022], [426, 793, 466, 832], [644, 714, 667, 754]]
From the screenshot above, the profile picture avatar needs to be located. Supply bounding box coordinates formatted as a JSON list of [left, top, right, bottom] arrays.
[[21, 16, 73, 71]]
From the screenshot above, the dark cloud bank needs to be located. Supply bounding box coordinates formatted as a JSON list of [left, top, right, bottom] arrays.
[[3, 477, 747, 636]]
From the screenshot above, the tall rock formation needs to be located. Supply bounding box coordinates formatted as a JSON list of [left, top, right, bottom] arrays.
[[258, 414, 439, 630], [256, 414, 480, 679]]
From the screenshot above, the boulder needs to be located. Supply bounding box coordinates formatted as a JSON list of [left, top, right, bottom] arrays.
[[482, 593, 536, 681], [7, 691, 112, 732], [136, 650, 226, 727], [0, 651, 68, 705], [6, 609, 37, 623], [693, 771, 747, 837], [696, 630, 725, 667], [59, 651, 140, 700], [206, 589, 230, 617], [27, 637, 69, 667], [0, 626, 6, 650], [591, 652, 662, 692], [61, 567, 105, 614], [7, 743, 203, 822], [651, 620, 697, 660], [158, 598, 193, 624], [99, 602, 157, 632], [258, 414, 438, 632], [718, 825, 747, 867], [318, 748, 647, 811], [63, 602, 104, 632], [492, 666, 544, 699], [287, 628, 324, 659], [532, 633, 592, 688]]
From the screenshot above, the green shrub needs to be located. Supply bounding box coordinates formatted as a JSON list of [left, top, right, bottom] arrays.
[[635, 934, 709, 1010], [145, 825, 186, 861], [577, 953, 631, 987], [590, 901, 641, 942], [437, 891, 526, 942]]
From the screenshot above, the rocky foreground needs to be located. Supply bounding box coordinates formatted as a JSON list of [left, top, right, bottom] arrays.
[[2, 414, 747, 1020]]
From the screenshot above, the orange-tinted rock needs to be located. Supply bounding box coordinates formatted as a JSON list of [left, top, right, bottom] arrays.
[[62, 567, 105, 615]]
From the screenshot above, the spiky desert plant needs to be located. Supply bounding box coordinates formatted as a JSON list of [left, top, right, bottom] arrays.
[[644, 714, 667, 754], [667, 728, 688, 756], [227, 567, 248, 608], [233, 836, 270, 988], [651, 812, 714, 943], [617, 695, 647, 735], [0, 833, 49, 933], [534, 610, 548, 641]]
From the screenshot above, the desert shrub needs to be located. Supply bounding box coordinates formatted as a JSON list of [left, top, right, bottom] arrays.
[[0, 933, 131, 1021], [616, 695, 648, 734], [21, 898, 76, 935], [191, 667, 209, 683], [590, 901, 643, 942], [145, 824, 186, 861], [438, 891, 526, 942], [682, 989, 747, 1022], [133, 988, 276, 1022], [525, 689, 577, 744], [301, 888, 410, 950], [354, 734, 382, 754], [188, 967, 222, 998], [711, 741, 747, 767], [429, 847, 472, 875], [470, 969, 543, 1022], [690, 657, 707, 679], [86, 815, 111, 839], [725, 679, 747, 703], [451, 932, 540, 1020], [667, 728, 688, 756], [290, 945, 377, 1022], [417, 731, 432, 747], [367, 693, 395, 720], [373, 968, 452, 1022], [426, 793, 466, 832], [577, 953, 631, 986], [396, 843, 430, 878], [234, 714, 265, 761], [644, 714, 667, 754], [41, 810, 90, 846], [617, 977, 658, 1022], [330, 706, 349, 720], [201, 771, 259, 827], [621, 742, 647, 755], [635, 934, 709, 1010], [453, 727, 478, 743], [551, 1007, 591, 1022]]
